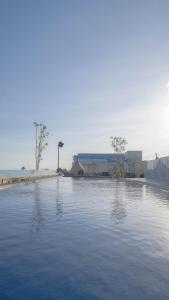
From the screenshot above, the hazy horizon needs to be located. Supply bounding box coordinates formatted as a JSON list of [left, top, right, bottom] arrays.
[[1, 0, 169, 170]]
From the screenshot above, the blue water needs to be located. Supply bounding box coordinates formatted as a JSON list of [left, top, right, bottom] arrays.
[[0, 178, 169, 300]]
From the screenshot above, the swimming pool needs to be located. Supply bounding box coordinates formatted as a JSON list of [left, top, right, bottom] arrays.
[[0, 177, 169, 299]]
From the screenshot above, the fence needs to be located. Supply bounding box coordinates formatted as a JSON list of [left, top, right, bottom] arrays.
[[145, 156, 169, 181]]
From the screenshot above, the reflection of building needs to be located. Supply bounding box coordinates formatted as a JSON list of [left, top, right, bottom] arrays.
[[70, 151, 143, 177]]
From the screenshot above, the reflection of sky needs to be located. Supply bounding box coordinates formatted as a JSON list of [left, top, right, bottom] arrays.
[[1, 1, 169, 169], [1, 178, 169, 299], [29, 178, 169, 258], [31, 176, 169, 280]]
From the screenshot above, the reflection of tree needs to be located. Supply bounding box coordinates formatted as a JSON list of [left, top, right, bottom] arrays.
[[111, 182, 127, 222], [107, 161, 125, 178], [85, 161, 97, 175], [56, 178, 62, 216], [31, 182, 44, 234]]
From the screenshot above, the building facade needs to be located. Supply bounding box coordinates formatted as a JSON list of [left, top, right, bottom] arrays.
[[70, 151, 143, 177], [144, 156, 169, 181]]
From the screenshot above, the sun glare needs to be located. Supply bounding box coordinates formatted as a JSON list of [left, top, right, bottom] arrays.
[[166, 82, 169, 96]]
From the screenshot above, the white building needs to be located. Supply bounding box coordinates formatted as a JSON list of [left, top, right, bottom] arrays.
[[71, 151, 143, 177]]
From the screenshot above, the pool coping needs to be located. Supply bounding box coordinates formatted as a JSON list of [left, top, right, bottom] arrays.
[[0, 174, 58, 190]]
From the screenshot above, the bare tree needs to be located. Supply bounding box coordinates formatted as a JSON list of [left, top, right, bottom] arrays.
[[110, 136, 127, 178], [110, 136, 127, 153], [33, 122, 49, 171]]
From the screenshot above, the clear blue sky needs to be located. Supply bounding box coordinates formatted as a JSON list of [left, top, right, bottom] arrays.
[[1, 0, 169, 169]]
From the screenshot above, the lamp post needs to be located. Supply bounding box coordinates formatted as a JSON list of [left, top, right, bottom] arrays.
[[57, 141, 64, 173]]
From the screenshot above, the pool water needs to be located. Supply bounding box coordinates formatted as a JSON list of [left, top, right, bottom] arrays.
[[0, 178, 169, 300]]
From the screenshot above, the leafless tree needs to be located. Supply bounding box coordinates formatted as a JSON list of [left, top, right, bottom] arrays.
[[110, 136, 127, 178], [110, 136, 127, 153], [33, 122, 49, 171]]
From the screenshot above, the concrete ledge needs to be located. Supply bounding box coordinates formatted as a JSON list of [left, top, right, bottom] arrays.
[[0, 174, 58, 186], [125, 178, 169, 191]]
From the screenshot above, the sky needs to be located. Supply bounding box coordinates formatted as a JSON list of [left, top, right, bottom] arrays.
[[1, 0, 169, 170]]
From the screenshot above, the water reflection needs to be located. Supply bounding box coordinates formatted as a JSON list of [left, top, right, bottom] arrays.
[[127, 180, 169, 209], [111, 181, 127, 222], [31, 182, 44, 234], [145, 184, 169, 209], [56, 178, 62, 216], [2, 178, 169, 299], [123, 181, 145, 203]]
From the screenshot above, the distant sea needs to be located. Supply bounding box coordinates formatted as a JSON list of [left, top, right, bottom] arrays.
[[0, 170, 56, 178]]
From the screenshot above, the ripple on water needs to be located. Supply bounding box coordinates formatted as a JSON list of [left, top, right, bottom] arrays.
[[0, 178, 169, 299]]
